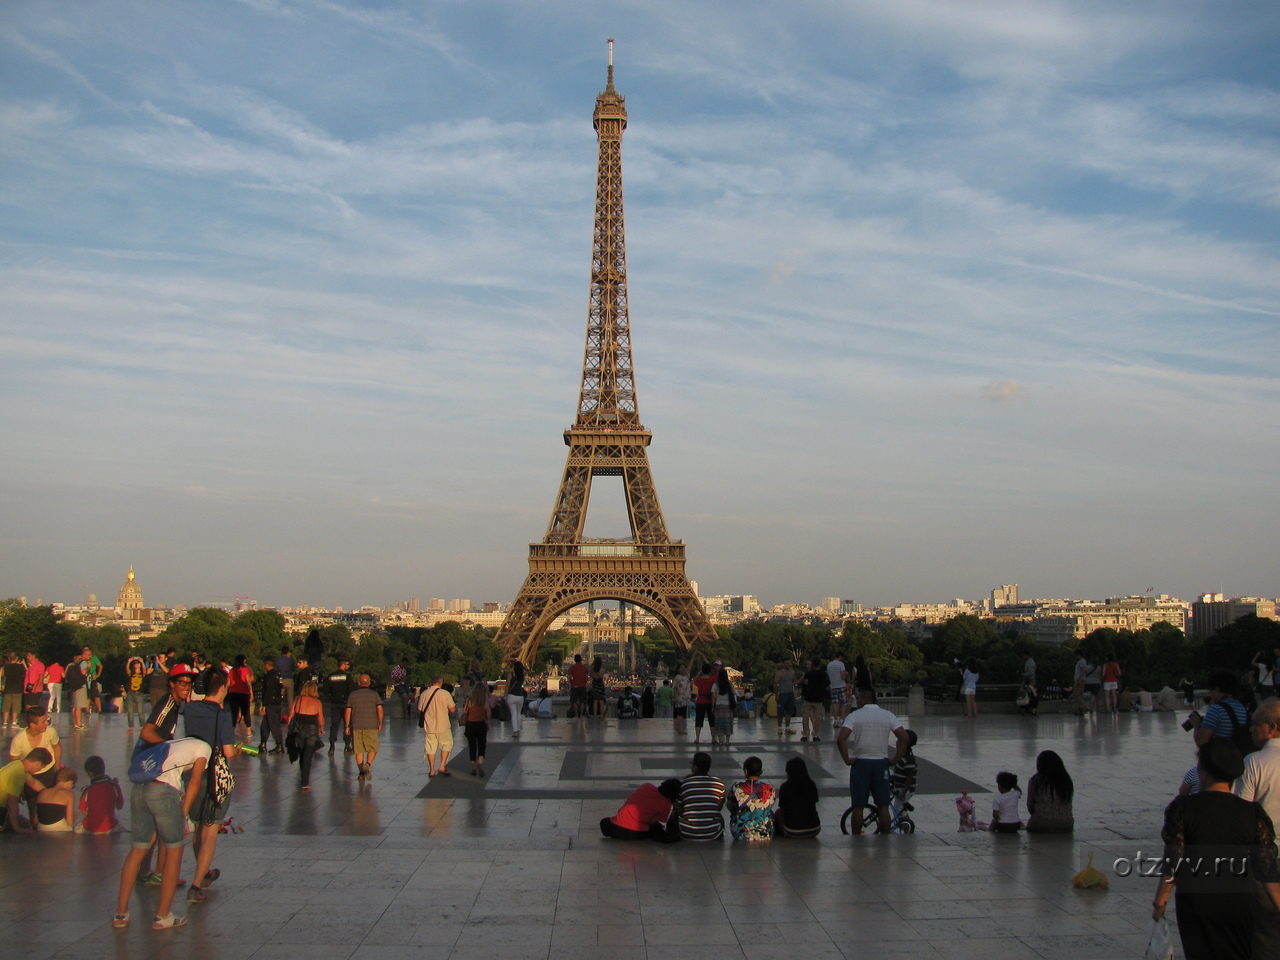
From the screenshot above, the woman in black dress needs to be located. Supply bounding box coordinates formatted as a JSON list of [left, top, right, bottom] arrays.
[[1152, 738, 1280, 959]]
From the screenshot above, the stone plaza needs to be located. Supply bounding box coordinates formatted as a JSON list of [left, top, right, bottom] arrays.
[[0, 707, 1197, 959]]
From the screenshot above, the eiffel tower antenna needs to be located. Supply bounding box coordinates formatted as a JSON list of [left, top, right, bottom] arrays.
[[494, 42, 718, 666]]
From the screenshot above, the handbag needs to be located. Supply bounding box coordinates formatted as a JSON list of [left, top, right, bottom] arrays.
[[207, 709, 235, 806]]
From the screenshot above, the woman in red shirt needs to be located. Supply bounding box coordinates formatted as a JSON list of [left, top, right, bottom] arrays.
[[692, 663, 716, 745], [227, 655, 254, 729], [600, 779, 681, 840]]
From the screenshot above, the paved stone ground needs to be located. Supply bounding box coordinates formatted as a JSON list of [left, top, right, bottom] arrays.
[[0, 706, 1196, 959]]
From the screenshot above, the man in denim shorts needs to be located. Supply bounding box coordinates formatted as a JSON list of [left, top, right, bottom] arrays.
[[114, 737, 211, 930], [836, 688, 910, 835]]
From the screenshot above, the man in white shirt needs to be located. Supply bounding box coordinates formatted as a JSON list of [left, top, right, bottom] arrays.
[[1237, 698, 1280, 839], [836, 687, 911, 835], [827, 657, 850, 727], [114, 737, 211, 930], [417, 677, 457, 777], [1072, 656, 1088, 715]]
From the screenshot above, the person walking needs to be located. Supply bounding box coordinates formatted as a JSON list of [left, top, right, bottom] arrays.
[[656, 680, 673, 719], [275, 646, 296, 712], [23, 652, 46, 711], [345, 674, 384, 781], [1072, 653, 1089, 715], [462, 682, 490, 777], [505, 659, 527, 739], [285, 680, 324, 790], [418, 677, 456, 777], [390, 658, 410, 718], [258, 659, 285, 753], [322, 657, 355, 755]]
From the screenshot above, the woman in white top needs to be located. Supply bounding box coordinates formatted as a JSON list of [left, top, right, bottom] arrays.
[[960, 659, 980, 719]]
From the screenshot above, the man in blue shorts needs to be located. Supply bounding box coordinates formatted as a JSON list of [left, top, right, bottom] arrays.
[[836, 687, 911, 835]]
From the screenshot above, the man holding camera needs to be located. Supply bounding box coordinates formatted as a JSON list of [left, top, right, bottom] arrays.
[[1188, 671, 1252, 753]]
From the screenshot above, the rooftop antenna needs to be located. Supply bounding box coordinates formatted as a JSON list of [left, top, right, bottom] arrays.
[[607, 37, 614, 87]]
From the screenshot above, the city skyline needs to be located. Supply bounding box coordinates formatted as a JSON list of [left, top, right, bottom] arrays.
[[2, 2, 1278, 610]]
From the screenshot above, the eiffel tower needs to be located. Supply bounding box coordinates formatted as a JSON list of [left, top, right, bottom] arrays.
[[495, 41, 718, 667]]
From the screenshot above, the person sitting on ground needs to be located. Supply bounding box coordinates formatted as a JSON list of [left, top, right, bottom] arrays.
[[676, 751, 726, 840], [1025, 749, 1074, 833], [616, 686, 640, 719], [728, 755, 777, 841], [77, 755, 124, 833], [35, 767, 76, 832], [1136, 685, 1154, 712], [528, 689, 555, 718], [989, 771, 1023, 833], [775, 756, 821, 838], [1117, 683, 1133, 713], [600, 779, 682, 840], [0, 748, 49, 833], [1155, 684, 1181, 712]]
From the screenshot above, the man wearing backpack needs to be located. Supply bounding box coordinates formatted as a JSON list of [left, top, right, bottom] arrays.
[[1191, 671, 1256, 756]]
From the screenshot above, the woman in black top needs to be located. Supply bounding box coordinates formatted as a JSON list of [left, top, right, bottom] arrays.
[[853, 655, 872, 692], [1152, 738, 1280, 959], [775, 757, 821, 838]]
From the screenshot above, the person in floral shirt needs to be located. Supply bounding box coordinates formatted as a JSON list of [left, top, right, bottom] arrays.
[[728, 756, 777, 841]]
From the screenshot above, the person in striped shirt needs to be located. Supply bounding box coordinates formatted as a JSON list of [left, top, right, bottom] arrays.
[[676, 752, 726, 841]]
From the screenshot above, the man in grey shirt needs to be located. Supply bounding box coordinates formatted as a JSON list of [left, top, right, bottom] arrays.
[[345, 675, 384, 782]]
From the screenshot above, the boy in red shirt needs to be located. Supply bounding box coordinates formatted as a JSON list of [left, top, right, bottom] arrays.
[[77, 755, 123, 834]]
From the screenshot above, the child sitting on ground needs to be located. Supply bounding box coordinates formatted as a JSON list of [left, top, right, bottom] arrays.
[[35, 767, 76, 832], [76, 755, 123, 834], [989, 771, 1023, 833]]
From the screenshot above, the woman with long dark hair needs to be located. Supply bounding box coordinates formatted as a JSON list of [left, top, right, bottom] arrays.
[[712, 672, 735, 745], [590, 656, 607, 719], [853, 655, 872, 691], [506, 659, 527, 739], [775, 756, 821, 838], [227, 654, 253, 729], [463, 682, 491, 777], [1025, 749, 1074, 833]]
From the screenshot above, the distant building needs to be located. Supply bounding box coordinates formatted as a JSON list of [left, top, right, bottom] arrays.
[[991, 584, 1019, 609], [1190, 595, 1278, 638], [996, 595, 1188, 645], [116, 567, 144, 618]]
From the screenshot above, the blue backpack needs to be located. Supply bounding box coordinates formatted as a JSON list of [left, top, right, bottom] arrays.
[[128, 740, 174, 782]]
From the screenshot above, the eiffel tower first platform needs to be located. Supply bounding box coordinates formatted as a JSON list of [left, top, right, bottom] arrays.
[[494, 42, 718, 667]]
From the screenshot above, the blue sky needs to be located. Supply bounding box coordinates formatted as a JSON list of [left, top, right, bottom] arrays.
[[2, 1, 1277, 610]]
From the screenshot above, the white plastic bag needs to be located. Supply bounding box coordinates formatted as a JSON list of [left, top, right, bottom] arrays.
[[1143, 918, 1174, 960]]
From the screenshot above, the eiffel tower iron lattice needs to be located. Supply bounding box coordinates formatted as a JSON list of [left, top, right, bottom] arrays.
[[494, 42, 718, 667]]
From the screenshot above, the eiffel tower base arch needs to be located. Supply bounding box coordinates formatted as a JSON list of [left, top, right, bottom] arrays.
[[495, 551, 718, 666]]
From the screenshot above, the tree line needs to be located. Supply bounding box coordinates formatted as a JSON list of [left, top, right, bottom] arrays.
[[4, 598, 1279, 698]]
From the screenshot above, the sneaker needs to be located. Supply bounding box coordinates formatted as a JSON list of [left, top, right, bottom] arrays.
[[186, 885, 206, 904], [813, 736, 821, 742], [202, 869, 220, 886], [152, 914, 188, 930], [138, 872, 162, 885], [112, 913, 129, 929], [800, 736, 810, 742]]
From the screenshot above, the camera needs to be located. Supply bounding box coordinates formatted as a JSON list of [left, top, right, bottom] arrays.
[[1182, 710, 1201, 732]]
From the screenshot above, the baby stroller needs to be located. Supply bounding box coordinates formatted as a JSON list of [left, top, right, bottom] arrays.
[[841, 730, 917, 834]]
